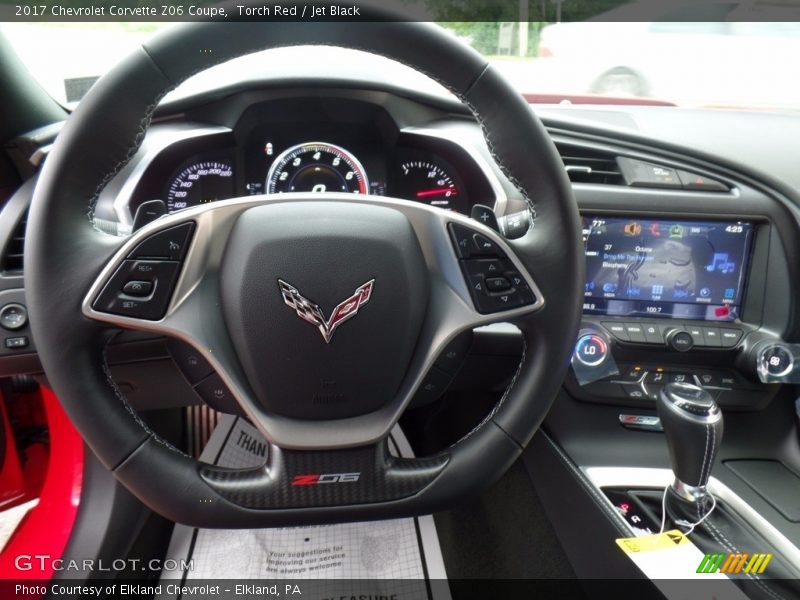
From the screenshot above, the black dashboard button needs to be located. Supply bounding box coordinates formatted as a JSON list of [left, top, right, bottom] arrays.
[[642, 322, 664, 344], [666, 329, 694, 352], [645, 371, 667, 385], [669, 372, 692, 384], [129, 222, 194, 261], [622, 384, 648, 400], [4, 336, 28, 349], [685, 325, 705, 346], [702, 327, 722, 348], [602, 322, 629, 341], [623, 323, 647, 343], [720, 328, 743, 347]]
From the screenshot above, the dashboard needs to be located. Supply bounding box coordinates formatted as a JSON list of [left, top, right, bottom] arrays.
[[107, 96, 496, 230], [2, 82, 800, 422]]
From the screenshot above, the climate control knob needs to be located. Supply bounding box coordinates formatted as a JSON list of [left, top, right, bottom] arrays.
[[665, 329, 694, 352], [574, 333, 609, 367]]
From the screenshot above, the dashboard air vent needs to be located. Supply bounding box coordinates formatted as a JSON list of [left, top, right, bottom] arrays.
[[3, 211, 27, 273], [555, 143, 624, 185]]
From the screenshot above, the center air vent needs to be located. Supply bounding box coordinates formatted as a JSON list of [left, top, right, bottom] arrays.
[[555, 142, 624, 185], [2, 210, 28, 273]]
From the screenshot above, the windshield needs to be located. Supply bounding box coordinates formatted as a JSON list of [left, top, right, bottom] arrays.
[[3, 13, 800, 111]]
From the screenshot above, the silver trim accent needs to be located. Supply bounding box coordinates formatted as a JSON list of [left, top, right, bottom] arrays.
[[264, 141, 370, 195], [81, 193, 544, 450], [99, 124, 232, 234], [399, 126, 509, 217], [661, 382, 722, 425], [584, 466, 800, 569], [672, 477, 710, 503], [758, 343, 795, 379]]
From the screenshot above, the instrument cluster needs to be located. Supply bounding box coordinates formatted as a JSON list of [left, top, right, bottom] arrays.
[[125, 97, 495, 223]]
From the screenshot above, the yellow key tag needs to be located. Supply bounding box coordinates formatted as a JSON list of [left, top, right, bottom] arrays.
[[615, 530, 750, 599]]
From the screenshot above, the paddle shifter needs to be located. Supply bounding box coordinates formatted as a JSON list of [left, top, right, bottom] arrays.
[[657, 382, 724, 502]]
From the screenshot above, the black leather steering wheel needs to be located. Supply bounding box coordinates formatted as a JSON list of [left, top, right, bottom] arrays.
[[26, 17, 583, 528]]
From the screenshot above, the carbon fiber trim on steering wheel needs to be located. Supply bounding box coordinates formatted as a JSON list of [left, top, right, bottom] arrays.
[[199, 441, 449, 509]]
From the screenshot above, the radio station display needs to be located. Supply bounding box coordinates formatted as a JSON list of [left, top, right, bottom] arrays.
[[582, 217, 754, 321]]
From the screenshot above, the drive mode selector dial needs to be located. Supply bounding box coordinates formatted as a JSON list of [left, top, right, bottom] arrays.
[[665, 328, 694, 352]]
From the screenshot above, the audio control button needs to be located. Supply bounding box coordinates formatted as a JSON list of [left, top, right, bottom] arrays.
[[642, 322, 664, 344], [602, 322, 629, 341], [720, 328, 743, 347], [702, 327, 722, 348], [665, 329, 694, 352], [624, 323, 647, 343]]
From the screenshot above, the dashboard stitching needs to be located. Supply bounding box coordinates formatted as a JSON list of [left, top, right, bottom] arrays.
[[699, 422, 711, 487]]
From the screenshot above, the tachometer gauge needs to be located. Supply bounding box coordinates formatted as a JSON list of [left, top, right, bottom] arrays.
[[166, 160, 234, 213], [266, 142, 369, 194], [396, 161, 459, 210]]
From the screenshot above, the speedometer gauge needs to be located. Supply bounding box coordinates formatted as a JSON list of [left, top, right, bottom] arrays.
[[266, 142, 369, 194], [166, 160, 234, 213]]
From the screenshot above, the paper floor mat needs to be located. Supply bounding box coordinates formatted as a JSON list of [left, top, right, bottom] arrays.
[[160, 415, 449, 600]]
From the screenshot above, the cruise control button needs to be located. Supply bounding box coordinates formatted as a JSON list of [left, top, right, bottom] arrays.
[[702, 327, 722, 348], [129, 222, 194, 261], [122, 280, 153, 296], [642, 323, 664, 344], [720, 328, 743, 347], [93, 260, 181, 320], [624, 323, 647, 343]]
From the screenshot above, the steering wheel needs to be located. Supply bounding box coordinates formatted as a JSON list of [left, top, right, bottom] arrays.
[[26, 18, 583, 528]]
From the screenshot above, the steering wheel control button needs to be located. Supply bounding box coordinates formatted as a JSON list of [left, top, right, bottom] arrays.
[[760, 345, 794, 378], [434, 331, 473, 375], [0, 303, 28, 330], [574, 334, 608, 367], [449, 223, 478, 258], [168, 339, 215, 385], [412, 366, 452, 406], [472, 233, 501, 256], [720, 328, 743, 347], [93, 260, 181, 320], [194, 373, 242, 415], [485, 277, 512, 292], [665, 329, 694, 352], [4, 336, 28, 349], [122, 280, 153, 297], [128, 222, 195, 261]]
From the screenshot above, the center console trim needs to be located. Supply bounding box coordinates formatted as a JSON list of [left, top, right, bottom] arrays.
[[584, 466, 800, 569]]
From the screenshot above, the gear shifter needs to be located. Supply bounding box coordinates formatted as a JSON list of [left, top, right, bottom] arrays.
[[657, 382, 723, 502]]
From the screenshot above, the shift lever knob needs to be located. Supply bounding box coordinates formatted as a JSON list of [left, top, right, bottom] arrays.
[[657, 382, 723, 501]]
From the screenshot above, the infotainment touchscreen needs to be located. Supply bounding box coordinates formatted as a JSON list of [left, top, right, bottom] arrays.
[[582, 217, 754, 321]]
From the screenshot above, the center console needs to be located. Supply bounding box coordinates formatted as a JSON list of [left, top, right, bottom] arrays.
[[567, 214, 794, 410]]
